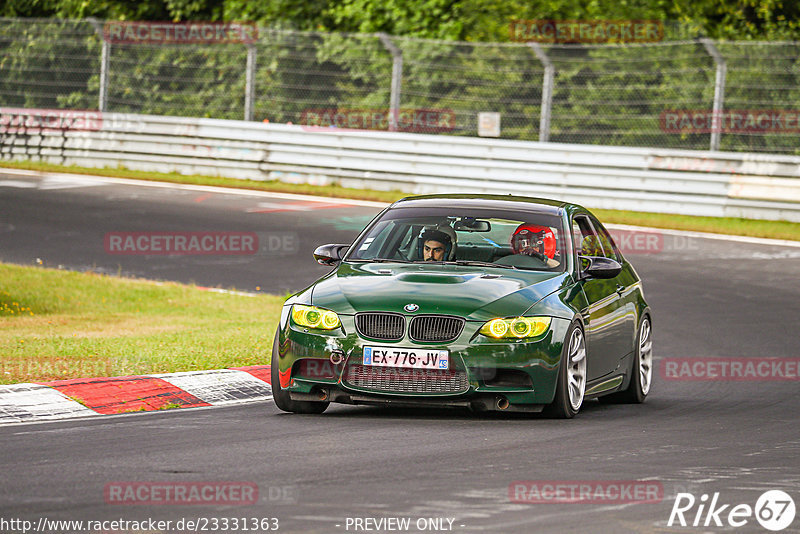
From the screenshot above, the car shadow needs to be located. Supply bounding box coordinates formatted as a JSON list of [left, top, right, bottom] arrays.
[[299, 397, 656, 421]]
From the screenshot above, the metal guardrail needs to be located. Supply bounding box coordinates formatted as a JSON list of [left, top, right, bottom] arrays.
[[2, 111, 800, 222]]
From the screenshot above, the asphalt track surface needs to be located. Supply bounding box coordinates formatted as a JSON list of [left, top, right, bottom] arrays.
[[1, 171, 799, 533]]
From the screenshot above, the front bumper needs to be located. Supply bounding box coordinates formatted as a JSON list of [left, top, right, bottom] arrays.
[[274, 311, 571, 410]]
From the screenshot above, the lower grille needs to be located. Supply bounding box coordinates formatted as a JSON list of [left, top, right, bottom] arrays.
[[344, 363, 468, 394]]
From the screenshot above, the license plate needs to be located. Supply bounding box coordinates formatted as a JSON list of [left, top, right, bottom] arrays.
[[363, 347, 449, 370]]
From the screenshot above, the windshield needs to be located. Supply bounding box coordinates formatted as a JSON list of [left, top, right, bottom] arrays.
[[346, 206, 567, 272]]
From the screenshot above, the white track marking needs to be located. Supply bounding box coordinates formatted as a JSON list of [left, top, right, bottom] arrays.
[[151, 369, 272, 405], [0, 180, 37, 188], [1, 170, 386, 207], [38, 175, 105, 190], [606, 223, 800, 249], [0, 383, 97, 424]]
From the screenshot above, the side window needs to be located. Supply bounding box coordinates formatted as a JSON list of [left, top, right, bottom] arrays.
[[573, 214, 619, 260], [589, 217, 621, 261], [573, 216, 602, 257]]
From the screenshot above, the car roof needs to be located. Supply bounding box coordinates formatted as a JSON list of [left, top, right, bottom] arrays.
[[391, 194, 581, 216]]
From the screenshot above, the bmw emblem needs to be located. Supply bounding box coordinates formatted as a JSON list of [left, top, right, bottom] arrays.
[[404, 303, 419, 312]]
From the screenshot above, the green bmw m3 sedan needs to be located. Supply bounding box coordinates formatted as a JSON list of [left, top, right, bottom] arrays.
[[271, 194, 652, 418]]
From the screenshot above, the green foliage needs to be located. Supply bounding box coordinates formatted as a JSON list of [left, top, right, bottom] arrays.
[[252, 30, 391, 124], [108, 42, 248, 118], [3, 0, 800, 40], [0, 19, 99, 109], [324, 0, 466, 39], [222, 0, 333, 30], [1, 0, 799, 153]]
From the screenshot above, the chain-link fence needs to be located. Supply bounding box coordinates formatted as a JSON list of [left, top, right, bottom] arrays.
[[1, 18, 799, 154]]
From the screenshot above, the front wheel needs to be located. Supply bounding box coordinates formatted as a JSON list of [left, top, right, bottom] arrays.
[[271, 331, 329, 414], [544, 322, 586, 419]]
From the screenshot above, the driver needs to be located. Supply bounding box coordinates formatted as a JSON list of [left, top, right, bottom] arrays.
[[420, 227, 455, 261], [511, 224, 560, 268]]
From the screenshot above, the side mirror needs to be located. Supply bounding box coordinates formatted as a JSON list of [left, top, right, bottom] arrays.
[[313, 244, 349, 266], [580, 256, 622, 279]]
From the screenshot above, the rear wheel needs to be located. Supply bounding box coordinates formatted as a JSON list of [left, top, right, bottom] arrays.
[[600, 315, 652, 404], [544, 322, 586, 419], [271, 331, 329, 414]]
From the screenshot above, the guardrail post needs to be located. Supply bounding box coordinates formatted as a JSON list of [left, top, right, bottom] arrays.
[[378, 33, 403, 132], [700, 38, 726, 151], [244, 44, 257, 121], [529, 43, 553, 143], [87, 18, 110, 112]]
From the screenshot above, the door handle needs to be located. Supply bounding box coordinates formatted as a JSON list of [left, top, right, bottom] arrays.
[[616, 285, 625, 295]]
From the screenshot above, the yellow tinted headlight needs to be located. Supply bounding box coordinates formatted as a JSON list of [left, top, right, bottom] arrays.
[[291, 304, 341, 330], [511, 318, 533, 338], [483, 318, 508, 338], [479, 317, 551, 339]]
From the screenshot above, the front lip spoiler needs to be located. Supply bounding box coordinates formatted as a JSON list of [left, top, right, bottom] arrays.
[[289, 390, 543, 413]]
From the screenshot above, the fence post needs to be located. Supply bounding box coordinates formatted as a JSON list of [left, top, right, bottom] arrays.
[[87, 18, 109, 112], [700, 38, 726, 151], [244, 44, 257, 121], [378, 33, 403, 132], [529, 43, 553, 143]]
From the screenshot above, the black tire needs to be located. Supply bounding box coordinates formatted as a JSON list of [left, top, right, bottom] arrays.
[[543, 322, 586, 419], [271, 331, 329, 414], [600, 315, 652, 404]]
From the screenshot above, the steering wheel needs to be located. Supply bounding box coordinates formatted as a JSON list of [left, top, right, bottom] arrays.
[[528, 251, 547, 263]]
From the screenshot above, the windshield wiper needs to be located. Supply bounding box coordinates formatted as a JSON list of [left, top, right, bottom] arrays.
[[448, 260, 518, 270], [350, 259, 519, 270], [348, 258, 414, 264]]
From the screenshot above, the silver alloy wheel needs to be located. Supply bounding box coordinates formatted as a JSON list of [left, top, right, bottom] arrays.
[[567, 327, 587, 411], [639, 317, 653, 395]]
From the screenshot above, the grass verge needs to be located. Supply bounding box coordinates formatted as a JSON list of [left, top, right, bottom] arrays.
[[0, 263, 283, 384], [2, 160, 800, 241]]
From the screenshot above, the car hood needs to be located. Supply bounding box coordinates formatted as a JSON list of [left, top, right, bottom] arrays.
[[310, 262, 571, 322]]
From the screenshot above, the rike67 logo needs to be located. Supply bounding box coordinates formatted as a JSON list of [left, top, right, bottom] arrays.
[[668, 490, 796, 531]]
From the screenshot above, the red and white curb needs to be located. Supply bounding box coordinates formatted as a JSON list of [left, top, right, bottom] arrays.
[[0, 366, 271, 425]]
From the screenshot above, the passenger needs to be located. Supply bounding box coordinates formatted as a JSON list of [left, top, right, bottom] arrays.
[[511, 224, 560, 268]]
